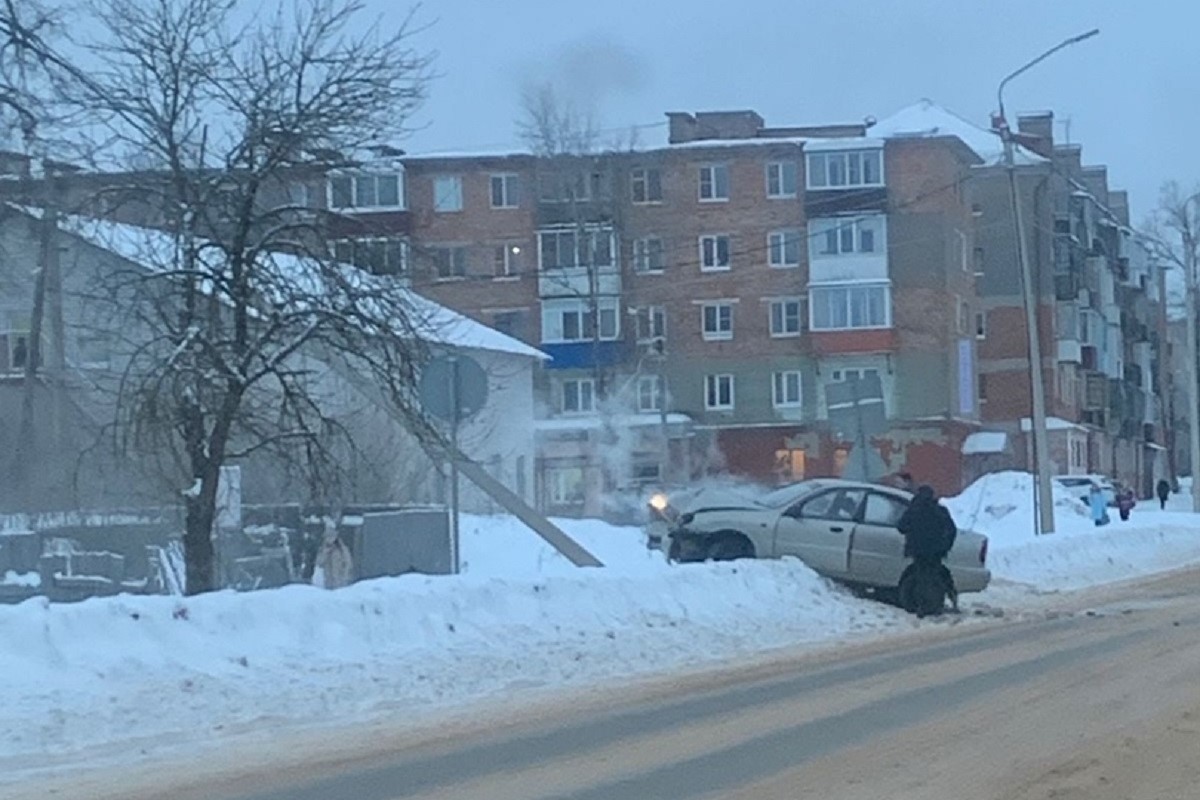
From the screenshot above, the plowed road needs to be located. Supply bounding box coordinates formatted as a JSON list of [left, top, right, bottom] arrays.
[[16, 570, 1200, 800]]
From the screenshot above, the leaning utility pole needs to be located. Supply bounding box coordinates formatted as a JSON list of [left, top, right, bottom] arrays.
[[994, 28, 1099, 534]]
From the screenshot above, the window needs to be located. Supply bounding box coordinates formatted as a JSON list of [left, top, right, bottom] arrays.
[[801, 488, 866, 520], [0, 328, 30, 374], [700, 234, 731, 271], [975, 312, 987, 339], [548, 467, 586, 505], [769, 230, 802, 267], [772, 371, 802, 408], [809, 284, 891, 330], [637, 375, 663, 412], [330, 237, 408, 274], [631, 168, 663, 204], [493, 243, 523, 278], [633, 237, 665, 273], [766, 161, 798, 198], [978, 374, 988, 402], [561, 378, 596, 414], [863, 493, 907, 527], [809, 216, 884, 258], [705, 374, 734, 410], [774, 448, 806, 481], [538, 228, 615, 270], [327, 172, 403, 210], [635, 306, 666, 343], [806, 150, 883, 189], [957, 297, 970, 335], [956, 230, 969, 271], [769, 299, 801, 337], [541, 298, 621, 343], [702, 303, 733, 341], [434, 176, 463, 212], [540, 170, 608, 203], [973, 247, 985, 276], [698, 164, 729, 201], [492, 311, 524, 338], [490, 174, 519, 208], [431, 246, 468, 279]]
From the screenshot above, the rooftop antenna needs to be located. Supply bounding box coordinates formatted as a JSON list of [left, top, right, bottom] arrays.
[[1057, 115, 1073, 145]]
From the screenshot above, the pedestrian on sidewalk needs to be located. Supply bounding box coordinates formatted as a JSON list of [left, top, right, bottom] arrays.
[[1117, 487, 1136, 522], [1157, 479, 1171, 510], [1089, 484, 1110, 527]]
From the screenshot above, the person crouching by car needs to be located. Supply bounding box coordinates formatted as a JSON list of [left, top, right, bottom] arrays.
[[1116, 487, 1136, 522], [896, 485, 959, 614]]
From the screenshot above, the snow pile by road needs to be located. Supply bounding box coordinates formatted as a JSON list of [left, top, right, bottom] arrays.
[[945, 471, 1200, 591], [0, 549, 903, 766], [457, 514, 666, 577]]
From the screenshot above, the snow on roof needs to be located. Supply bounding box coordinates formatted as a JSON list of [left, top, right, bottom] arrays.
[[59, 214, 546, 360], [1019, 416, 1087, 432], [871, 99, 1046, 166], [535, 413, 692, 432], [962, 431, 1008, 455]]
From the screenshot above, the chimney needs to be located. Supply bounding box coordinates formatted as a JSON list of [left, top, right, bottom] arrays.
[[666, 112, 699, 144], [693, 111, 765, 141], [1081, 166, 1109, 204], [1016, 112, 1055, 158], [1109, 190, 1130, 226]]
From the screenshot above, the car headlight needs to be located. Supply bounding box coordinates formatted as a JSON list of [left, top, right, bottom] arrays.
[[648, 493, 669, 512]]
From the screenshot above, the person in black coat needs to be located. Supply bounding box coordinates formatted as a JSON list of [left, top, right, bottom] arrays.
[[896, 485, 959, 612], [1157, 479, 1171, 510]]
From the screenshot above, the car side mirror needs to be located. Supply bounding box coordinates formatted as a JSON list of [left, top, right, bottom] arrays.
[[783, 504, 803, 519]]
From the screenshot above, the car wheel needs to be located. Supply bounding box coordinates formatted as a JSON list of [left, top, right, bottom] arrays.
[[707, 533, 754, 561]]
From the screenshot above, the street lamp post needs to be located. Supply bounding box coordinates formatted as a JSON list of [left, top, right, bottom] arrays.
[[995, 28, 1099, 536]]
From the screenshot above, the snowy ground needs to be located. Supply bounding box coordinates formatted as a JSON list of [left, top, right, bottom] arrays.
[[4, 475, 1200, 778]]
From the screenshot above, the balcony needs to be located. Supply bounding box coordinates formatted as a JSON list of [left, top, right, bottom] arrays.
[[540, 340, 629, 370], [538, 267, 621, 299], [1057, 339, 1082, 363]]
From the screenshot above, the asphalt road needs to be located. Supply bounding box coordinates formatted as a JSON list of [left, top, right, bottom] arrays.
[[19, 570, 1200, 800]]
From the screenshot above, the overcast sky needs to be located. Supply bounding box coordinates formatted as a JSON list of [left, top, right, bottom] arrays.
[[370, 0, 1198, 220]]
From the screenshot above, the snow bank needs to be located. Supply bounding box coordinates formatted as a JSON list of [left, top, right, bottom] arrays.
[[945, 471, 1094, 543], [0, 558, 904, 764], [946, 471, 1200, 590], [458, 514, 666, 577]]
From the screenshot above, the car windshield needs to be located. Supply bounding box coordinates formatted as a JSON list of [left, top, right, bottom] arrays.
[[757, 480, 829, 508]]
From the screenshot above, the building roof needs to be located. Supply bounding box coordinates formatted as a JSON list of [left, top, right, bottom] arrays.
[[871, 99, 1046, 166], [57, 213, 547, 360], [962, 431, 1008, 455]]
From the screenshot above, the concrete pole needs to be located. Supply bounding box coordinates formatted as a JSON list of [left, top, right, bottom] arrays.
[[1185, 235, 1200, 511], [1006, 137, 1056, 534]]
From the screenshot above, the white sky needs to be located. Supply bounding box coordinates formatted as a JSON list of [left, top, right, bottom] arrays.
[[369, 0, 1200, 221]]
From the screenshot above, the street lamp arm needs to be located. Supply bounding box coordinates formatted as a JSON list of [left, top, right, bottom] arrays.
[[997, 29, 1100, 121]]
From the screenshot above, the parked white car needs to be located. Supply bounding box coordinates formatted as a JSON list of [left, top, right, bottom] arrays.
[[1054, 474, 1116, 506]]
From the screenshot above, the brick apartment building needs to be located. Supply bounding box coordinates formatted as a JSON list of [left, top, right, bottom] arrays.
[[21, 100, 1163, 514], [966, 110, 1167, 496], [279, 105, 993, 513]]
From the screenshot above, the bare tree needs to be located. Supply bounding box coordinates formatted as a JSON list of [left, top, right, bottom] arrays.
[[56, 0, 435, 594], [1146, 180, 1200, 508]]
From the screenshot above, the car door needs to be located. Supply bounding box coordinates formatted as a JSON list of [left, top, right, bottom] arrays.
[[850, 491, 910, 586], [774, 487, 864, 578]]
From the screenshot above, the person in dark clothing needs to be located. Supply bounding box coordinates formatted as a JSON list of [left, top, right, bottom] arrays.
[[1157, 479, 1171, 510], [896, 485, 959, 614], [1116, 488, 1135, 522]]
